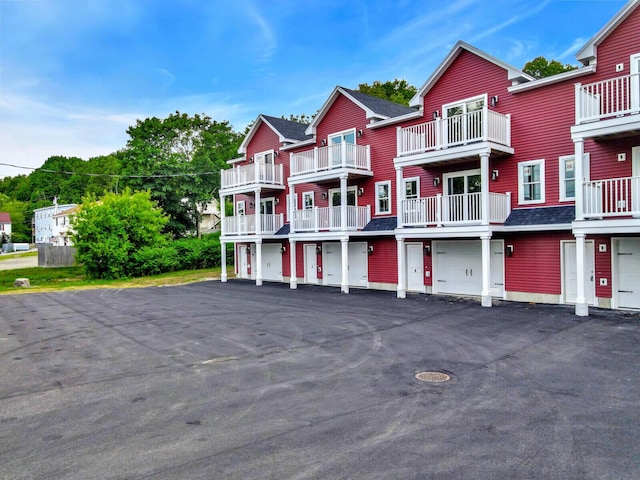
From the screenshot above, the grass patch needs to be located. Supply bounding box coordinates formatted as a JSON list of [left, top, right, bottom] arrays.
[[0, 266, 231, 294], [0, 251, 38, 262]]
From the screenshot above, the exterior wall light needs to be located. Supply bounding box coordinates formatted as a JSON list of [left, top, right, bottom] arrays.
[[506, 244, 514, 257], [491, 170, 499, 181], [368, 245, 374, 255], [424, 244, 431, 256], [433, 177, 440, 187]]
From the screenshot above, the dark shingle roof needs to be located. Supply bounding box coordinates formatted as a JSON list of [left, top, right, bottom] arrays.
[[340, 88, 416, 119], [362, 217, 397, 232], [262, 115, 312, 141], [275, 224, 290, 235], [504, 205, 575, 226]]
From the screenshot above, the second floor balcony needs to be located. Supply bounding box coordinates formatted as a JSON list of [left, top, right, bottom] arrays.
[[582, 176, 640, 219], [398, 192, 511, 227], [291, 205, 371, 232], [289, 143, 371, 182], [222, 213, 284, 236], [220, 163, 284, 194], [397, 109, 511, 158]]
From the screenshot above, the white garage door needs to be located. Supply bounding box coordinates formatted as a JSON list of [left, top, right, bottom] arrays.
[[615, 238, 640, 309], [433, 240, 504, 297], [261, 244, 282, 282], [322, 242, 368, 287]]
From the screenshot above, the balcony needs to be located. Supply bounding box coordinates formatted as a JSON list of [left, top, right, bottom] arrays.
[[291, 206, 371, 232], [396, 109, 511, 158], [399, 192, 511, 227], [289, 143, 372, 182], [220, 163, 284, 194], [573, 73, 640, 139], [222, 214, 284, 236], [583, 176, 640, 218]]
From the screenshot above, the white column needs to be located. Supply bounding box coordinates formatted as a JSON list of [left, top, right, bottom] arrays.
[[221, 241, 227, 282], [289, 184, 296, 233], [396, 166, 404, 227], [289, 240, 297, 289], [340, 175, 348, 231], [481, 235, 492, 307], [480, 152, 490, 225], [575, 232, 589, 316], [574, 138, 584, 221], [341, 237, 349, 294], [254, 188, 262, 235], [255, 239, 263, 286], [397, 238, 406, 299]]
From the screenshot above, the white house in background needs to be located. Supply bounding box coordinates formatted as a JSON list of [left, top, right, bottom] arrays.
[[52, 205, 81, 246], [0, 212, 11, 240], [33, 198, 77, 245], [198, 199, 221, 235]]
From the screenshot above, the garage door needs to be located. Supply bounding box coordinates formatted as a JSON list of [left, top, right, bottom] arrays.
[[322, 242, 368, 287], [433, 240, 504, 297], [261, 244, 282, 282], [615, 238, 640, 309]]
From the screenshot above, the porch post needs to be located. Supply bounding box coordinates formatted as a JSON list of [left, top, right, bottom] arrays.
[[289, 185, 296, 234], [254, 188, 262, 235], [340, 174, 348, 231], [481, 235, 492, 307], [255, 239, 263, 286], [289, 240, 297, 289], [574, 138, 584, 221], [341, 237, 349, 294], [397, 237, 406, 299], [396, 166, 404, 227], [220, 193, 227, 283], [575, 232, 589, 316], [480, 152, 490, 225]]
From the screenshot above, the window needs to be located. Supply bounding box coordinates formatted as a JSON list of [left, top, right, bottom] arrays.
[[328, 129, 356, 146], [255, 150, 274, 164], [376, 181, 391, 215], [404, 177, 420, 199], [559, 155, 575, 201], [236, 200, 246, 216], [286, 193, 298, 221], [302, 191, 314, 209], [518, 159, 545, 204]]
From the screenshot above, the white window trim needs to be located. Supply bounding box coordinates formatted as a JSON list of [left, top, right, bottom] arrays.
[[236, 200, 246, 216], [559, 154, 576, 202], [260, 196, 275, 214], [442, 168, 481, 196], [286, 193, 298, 221], [255, 149, 275, 164], [442, 94, 488, 118], [328, 128, 357, 145], [559, 153, 590, 203], [518, 159, 545, 205], [403, 177, 421, 199], [375, 180, 392, 215], [302, 191, 314, 209], [328, 186, 358, 206]]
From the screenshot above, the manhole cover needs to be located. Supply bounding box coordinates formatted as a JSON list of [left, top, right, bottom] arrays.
[[415, 371, 451, 383]]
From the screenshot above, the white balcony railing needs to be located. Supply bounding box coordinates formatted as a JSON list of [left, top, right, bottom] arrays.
[[576, 73, 640, 124], [397, 108, 511, 157], [583, 176, 640, 218], [220, 163, 284, 190], [222, 213, 284, 235], [399, 192, 511, 226], [290, 143, 371, 177], [291, 205, 371, 232]]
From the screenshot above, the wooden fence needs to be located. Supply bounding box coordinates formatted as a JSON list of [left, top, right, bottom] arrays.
[[38, 246, 77, 267]]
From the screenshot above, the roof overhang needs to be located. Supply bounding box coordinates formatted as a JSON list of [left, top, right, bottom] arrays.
[[507, 65, 596, 93]]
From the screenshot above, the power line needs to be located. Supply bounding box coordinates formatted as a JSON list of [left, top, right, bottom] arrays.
[[0, 162, 220, 178]]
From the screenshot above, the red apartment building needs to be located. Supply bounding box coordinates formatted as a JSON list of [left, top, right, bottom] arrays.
[[220, 0, 640, 316]]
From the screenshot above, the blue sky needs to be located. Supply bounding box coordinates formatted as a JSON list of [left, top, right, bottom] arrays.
[[0, 0, 628, 178]]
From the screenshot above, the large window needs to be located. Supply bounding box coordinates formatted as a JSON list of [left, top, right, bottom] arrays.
[[255, 150, 274, 164], [518, 159, 545, 204], [302, 191, 314, 209], [376, 181, 391, 215], [559, 155, 575, 201], [404, 177, 420, 199]]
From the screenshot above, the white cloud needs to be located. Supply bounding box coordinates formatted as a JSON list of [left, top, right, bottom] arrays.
[[558, 38, 586, 61]]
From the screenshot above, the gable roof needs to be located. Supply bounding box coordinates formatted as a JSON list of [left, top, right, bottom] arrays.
[[0, 212, 10, 223], [575, 0, 639, 65], [239, 114, 312, 154], [410, 41, 534, 107], [306, 86, 416, 135]]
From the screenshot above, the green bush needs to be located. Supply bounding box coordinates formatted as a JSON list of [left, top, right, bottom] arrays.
[[131, 245, 179, 276]]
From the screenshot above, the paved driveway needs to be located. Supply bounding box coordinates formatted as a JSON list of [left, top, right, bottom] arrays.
[[1, 281, 639, 479], [0, 253, 38, 270]]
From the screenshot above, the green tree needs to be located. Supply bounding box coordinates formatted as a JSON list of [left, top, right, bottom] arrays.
[[71, 189, 172, 279], [0, 193, 30, 243], [357, 79, 417, 106], [121, 111, 243, 238], [523, 56, 578, 79]]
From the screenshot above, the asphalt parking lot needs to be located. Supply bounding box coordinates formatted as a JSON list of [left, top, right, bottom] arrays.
[[1, 281, 639, 479]]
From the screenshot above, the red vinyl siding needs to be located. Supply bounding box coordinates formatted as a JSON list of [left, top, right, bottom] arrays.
[[367, 238, 397, 284], [591, 235, 612, 299], [592, 6, 640, 80]]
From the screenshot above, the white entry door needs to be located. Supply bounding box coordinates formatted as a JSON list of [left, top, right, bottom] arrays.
[[632, 146, 640, 213], [304, 244, 318, 284], [323, 242, 341, 286], [614, 238, 640, 309], [563, 241, 595, 305], [407, 243, 425, 292], [261, 244, 283, 281], [239, 245, 250, 279], [348, 242, 368, 287]]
